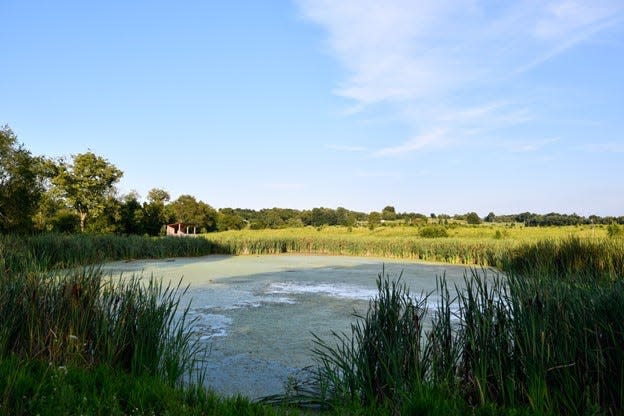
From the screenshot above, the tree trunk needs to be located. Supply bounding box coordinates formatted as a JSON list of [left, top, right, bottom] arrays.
[[79, 211, 87, 232]]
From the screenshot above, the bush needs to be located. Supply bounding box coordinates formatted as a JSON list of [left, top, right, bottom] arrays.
[[465, 212, 482, 225], [607, 222, 622, 238], [418, 226, 448, 238]]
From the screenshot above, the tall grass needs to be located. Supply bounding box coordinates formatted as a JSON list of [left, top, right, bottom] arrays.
[[206, 231, 513, 265], [0, 233, 229, 274], [0, 356, 302, 415], [502, 237, 624, 280], [0, 234, 314, 415], [0, 263, 205, 387], [2, 231, 623, 413], [299, 238, 624, 414], [310, 270, 429, 409], [205, 226, 616, 268]]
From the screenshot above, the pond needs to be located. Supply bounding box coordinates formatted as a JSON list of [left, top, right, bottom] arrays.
[[103, 255, 475, 399]]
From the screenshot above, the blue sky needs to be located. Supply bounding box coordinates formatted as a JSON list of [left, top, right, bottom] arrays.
[[2, 0, 623, 216]]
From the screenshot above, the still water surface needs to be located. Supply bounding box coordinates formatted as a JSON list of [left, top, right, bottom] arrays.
[[104, 255, 473, 398]]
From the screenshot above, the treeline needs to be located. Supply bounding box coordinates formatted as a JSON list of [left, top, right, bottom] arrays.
[[484, 211, 624, 226], [1, 125, 622, 235]]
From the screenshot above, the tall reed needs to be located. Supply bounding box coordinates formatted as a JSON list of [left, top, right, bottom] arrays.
[[0, 263, 204, 386], [0, 233, 229, 275], [310, 269, 429, 411], [304, 250, 624, 414]]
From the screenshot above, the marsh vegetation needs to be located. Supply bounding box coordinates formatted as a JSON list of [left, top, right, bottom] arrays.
[[0, 231, 622, 414]]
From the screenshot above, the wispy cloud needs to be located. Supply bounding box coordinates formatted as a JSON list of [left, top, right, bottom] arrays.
[[298, 0, 624, 154], [374, 129, 447, 157]]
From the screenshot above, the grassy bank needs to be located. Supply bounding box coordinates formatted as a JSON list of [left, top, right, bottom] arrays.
[[0, 356, 299, 416]]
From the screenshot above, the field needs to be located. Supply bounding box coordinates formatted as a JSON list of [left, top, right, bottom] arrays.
[[204, 223, 612, 266], [0, 224, 623, 415]]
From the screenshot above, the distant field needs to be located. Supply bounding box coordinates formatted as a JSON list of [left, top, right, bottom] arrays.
[[211, 222, 607, 240], [203, 223, 610, 266]]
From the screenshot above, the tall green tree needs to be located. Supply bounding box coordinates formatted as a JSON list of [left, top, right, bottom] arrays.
[[465, 211, 482, 225], [142, 188, 172, 235], [118, 191, 144, 234], [169, 194, 218, 232], [216, 208, 246, 231], [381, 205, 397, 221], [368, 211, 382, 230], [51, 152, 123, 232], [0, 126, 44, 233], [147, 188, 170, 204]]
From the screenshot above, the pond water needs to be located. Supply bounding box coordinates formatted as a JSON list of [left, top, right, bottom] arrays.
[[103, 255, 475, 399]]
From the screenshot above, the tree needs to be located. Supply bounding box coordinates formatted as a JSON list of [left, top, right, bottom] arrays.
[[51, 151, 123, 232], [142, 188, 172, 235], [169, 194, 218, 232], [118, 191, 144, 234], [368, 211, 382, 230], [308, 207, 338, 227], [147, 188, 170, 204], [216, 208, 246, 231], [381, 205, 397, 221], [465, 212, 482, 225], [32, 190, 79, 233], [0, 126, 44, 233], [336, 207, 356, 227]]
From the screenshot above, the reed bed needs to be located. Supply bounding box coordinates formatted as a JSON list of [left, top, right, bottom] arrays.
[[206, 231, 515, 265], [1, 231, 623, 414], [0, 263, 204, 387], [283, 238, 624, 415], [0, 233, 228, 274]]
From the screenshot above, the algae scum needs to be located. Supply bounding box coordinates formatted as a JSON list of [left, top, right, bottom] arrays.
[[104, 255, 471, 398]]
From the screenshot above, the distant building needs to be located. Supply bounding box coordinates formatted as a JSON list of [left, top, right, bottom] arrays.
[[166, 223, 197, 237]]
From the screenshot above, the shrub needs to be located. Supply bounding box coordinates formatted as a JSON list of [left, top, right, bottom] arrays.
[[607, 222, 622, 238], [418, 225, 448, 238]]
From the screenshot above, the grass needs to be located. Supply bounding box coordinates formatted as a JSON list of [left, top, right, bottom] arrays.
[[0, 233, 227, 274], [1, 229, 623, 414], [204, 224, 615, 268], [0, 264, 203, 386], [279, 238, 624, 415], [0, 356, 301, 416]]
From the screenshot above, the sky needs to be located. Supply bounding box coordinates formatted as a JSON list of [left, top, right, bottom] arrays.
[[1, 0, 623, 216]]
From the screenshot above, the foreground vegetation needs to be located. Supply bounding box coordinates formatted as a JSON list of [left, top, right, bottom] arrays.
[[268, 238, 624, 415], [0, 236, 308, 415], [1, 229, 623, 414]]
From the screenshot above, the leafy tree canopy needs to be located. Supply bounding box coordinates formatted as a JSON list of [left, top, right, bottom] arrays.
[[147, 188, 170, 204], [465, 212, 482, 225], [0, 125, 44, 233], [169, 194, 218, 232], [51, 152, 123, 232], [381, 205, 397, 221]]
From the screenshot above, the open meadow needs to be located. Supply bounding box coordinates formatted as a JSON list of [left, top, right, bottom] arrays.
[[204, 222, 614, 266]]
